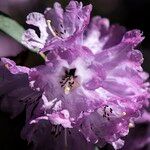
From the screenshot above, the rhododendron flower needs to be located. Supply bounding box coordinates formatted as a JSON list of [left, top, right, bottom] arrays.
[[0, 1, 150, 150]]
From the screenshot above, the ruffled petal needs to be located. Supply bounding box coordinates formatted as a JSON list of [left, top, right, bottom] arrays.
[[122, 29, 144, 47], [1, 57, 30, 74], [22, 29, 45, 49], [64, 1, 92, 34], [22, 12, 48, 49], [31, 109, 72, 128], [112, 139, 124, 150], [83, 16, 126, 54], [0, 60, 40, 118]]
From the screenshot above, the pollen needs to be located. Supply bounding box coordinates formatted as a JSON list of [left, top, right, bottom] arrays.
[[64, 86, 71, 94]]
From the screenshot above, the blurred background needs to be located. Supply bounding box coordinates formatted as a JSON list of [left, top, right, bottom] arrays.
[[0, 0, 150, 150]]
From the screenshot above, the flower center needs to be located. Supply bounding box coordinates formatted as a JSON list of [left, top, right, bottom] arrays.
[[60, 68, 79, 94]]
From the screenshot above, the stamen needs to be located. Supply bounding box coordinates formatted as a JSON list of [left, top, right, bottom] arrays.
[[68, 130, 71, 135], [51, 125, 62, 137], [47, 20, 58, 37], [64, 128, 68, 149], [60, 68, 79, 94]]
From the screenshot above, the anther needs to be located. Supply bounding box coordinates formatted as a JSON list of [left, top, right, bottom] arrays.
[[60, 68, 79, 94], [60, 24, 63, 28]]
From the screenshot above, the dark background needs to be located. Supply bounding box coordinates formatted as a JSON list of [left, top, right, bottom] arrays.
[[0, 0, 150, 149]]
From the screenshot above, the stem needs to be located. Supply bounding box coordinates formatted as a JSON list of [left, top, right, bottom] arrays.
[[64, 128, 68, 150]]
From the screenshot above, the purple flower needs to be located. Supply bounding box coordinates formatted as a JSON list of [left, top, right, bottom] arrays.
[[1, 28, 149, 149], [0, 1, 150, 150]]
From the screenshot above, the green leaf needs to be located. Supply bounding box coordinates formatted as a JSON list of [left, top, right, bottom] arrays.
[[0, 15, 39, 53], [0, 15, 25, 43], [95, 147, 99, 150]]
